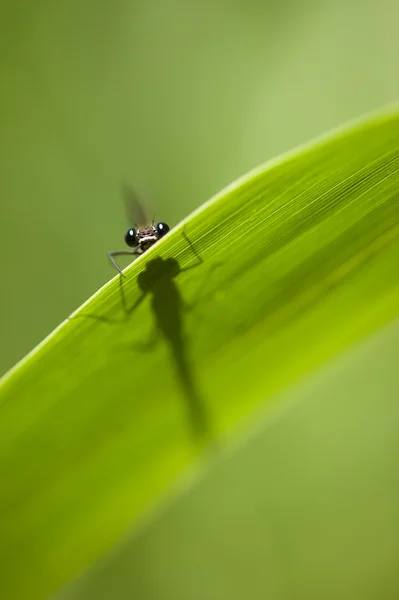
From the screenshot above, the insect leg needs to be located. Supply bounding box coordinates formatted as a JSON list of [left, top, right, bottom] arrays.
[[107, 249, 139, 276], [181, 231, 203, 272]]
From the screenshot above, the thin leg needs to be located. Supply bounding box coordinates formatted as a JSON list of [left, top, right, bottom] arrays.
[[181, 231, 203, 272], [118, 275, 146, 318], [181, 231, 222, 313], [107, 249, 139, 276]]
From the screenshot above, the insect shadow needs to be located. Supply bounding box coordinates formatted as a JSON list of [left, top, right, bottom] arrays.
[[79, 233, 213, 443], [123, 242, 211, 440]]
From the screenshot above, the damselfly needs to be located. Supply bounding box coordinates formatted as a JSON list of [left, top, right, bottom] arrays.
[[108, 185, 170, 275]]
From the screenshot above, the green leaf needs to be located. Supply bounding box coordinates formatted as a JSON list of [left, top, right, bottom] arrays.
[[1, 108, 399, 600], [57, 317, 399, 600]]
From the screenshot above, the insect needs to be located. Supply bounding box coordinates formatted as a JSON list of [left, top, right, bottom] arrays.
[[108, 185, 171, 275]]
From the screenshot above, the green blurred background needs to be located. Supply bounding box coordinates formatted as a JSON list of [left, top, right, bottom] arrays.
[[0, 0, 398, 376]]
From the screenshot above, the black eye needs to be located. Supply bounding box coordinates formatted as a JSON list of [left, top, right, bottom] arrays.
[[155, 222, 170, 238], [124, 228, 137, 247]]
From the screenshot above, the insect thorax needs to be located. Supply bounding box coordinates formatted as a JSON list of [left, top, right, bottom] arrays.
[[138, 227, 158, 252]]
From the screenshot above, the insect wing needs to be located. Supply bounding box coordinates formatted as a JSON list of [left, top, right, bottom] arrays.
[[121, 183, 151, 227]]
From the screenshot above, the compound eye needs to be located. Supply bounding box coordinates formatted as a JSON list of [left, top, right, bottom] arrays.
[[155, 222, 170, 238], [124, 227, 137, 247]]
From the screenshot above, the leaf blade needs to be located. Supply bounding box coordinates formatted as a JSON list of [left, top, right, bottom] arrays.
[[1, 108, 399, 600]]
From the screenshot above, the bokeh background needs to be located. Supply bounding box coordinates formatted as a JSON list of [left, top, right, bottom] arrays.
[[1, 0, 398, 377]]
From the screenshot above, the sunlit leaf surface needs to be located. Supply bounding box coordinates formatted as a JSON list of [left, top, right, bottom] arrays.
[[1, 109, 399, 600]]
